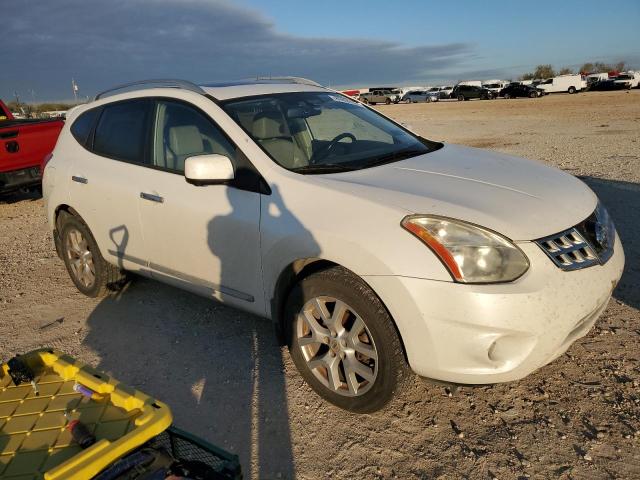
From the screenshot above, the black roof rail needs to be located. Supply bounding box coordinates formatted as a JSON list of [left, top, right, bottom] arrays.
[[94, 79, 207, 100], [253, 76, 322, 87]]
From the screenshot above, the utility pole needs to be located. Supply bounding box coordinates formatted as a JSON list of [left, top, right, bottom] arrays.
[[71, 78, 79, 102]]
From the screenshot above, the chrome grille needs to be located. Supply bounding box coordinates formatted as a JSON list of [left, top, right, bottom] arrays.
[[535, 204, 615, 271], [537, 228, 599, 270]]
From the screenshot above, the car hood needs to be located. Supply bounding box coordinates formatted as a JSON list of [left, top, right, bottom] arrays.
[[318, 144, 597, 241]]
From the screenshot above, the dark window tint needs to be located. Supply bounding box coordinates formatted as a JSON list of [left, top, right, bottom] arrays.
[[70, 108, 99, 146], [153, 100, 235, 172], [93, 100, 150, 163]]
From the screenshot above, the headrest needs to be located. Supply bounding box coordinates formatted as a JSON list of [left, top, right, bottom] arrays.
[[252, 112, 285, 140], [168, 125, 203, 156]]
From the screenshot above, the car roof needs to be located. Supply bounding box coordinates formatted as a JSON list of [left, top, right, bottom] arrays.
[[93, 77, 329, 103], [202, 81, 327, 100]]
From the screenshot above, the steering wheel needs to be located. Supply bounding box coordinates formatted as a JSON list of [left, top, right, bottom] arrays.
[[310, 133, 357, 164]]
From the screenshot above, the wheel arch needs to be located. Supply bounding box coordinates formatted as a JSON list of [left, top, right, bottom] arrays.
[[270, 257, 409, 363]]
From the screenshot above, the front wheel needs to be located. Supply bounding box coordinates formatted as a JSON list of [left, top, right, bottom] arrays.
[[385, 98, 391, 105], [529, 91, 537, 98], [285, 266, 409, 413], [457, 94, 465, 101], [59, 214, 127, 297], [568, 86, 576, 94]]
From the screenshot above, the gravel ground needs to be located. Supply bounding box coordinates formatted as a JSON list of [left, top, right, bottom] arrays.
[[1, 90, 639, 479]]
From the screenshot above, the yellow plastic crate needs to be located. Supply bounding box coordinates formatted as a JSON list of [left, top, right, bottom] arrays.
[[0, 349, 172, 479]]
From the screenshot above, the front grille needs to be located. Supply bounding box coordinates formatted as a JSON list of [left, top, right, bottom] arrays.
[[535, 205, 615, 271], [537, 228, 599, 270]]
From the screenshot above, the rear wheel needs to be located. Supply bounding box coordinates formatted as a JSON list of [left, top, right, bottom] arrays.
[[385, 98, 391, 105], [529, 91, 537, 98], [457, 94, 465, 101], [285, 266, 409, 413], [568, 86, 576, 94], [504, 93, 512, 99], [59, 214, 127, 297]]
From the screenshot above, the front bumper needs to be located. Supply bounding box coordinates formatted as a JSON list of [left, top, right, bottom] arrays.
[[363, 233, 625, 384]]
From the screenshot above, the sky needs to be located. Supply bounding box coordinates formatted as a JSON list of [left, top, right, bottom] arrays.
[[2, 0, 639, 101]]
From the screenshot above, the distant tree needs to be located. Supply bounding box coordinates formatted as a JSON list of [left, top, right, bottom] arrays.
[[559, 67, 574, 75], [533, 64, 556, 79], [520, 72, 535, 80], [614, 61, 626, 72], [580, 62, 595, 73], [593, 62, 611, 73]]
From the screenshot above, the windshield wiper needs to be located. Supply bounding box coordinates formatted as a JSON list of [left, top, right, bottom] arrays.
[[365, 148, 426, 168], [290, 163, 356, 174]]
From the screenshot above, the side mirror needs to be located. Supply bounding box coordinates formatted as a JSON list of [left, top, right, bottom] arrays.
[[184, 154, 234, 186]]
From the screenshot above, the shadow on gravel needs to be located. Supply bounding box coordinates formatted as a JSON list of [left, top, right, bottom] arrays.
[[82, 281, 295, 479], [581, 176, 640, 310]]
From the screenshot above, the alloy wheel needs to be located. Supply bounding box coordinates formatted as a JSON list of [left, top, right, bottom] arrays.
[[296, 296, 378, 397], [65, 227, 95, 288]]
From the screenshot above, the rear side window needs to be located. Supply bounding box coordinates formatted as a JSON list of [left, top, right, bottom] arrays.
[[70, 108, 99, 147], [93, 99, 151, 163]]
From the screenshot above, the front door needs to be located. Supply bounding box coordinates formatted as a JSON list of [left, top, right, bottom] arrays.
[[138, 99, 263, 313]]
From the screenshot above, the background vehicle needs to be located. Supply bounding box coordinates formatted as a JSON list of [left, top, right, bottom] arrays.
[[426, 86, 454, 99], [482, 80, 509, 96], [451, 84, 495, 101], [499, 83, 544, 98], [589, 79, 631, 91], [536, 74, 584, 94], [613, 72, 639, 89], [457, 80, 482, 87], [402, 90, 440, 103], [359, 89, 401, 104], [586, 72, 609, 87], [0, 99, 64, 194]]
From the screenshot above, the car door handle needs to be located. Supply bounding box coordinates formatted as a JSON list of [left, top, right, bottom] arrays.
[[72, 175, 88, 184], [140, 192, 164, 203]]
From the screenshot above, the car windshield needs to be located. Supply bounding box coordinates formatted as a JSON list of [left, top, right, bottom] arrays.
[[616, 75, 631, 80], [428, 87, 439, 92], [222, 92, 435, 173]]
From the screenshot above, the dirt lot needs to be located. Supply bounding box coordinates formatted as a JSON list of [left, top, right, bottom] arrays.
[[1, 90, 639, 479]]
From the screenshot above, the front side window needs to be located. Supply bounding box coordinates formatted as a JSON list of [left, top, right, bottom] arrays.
[[152, 100, 235, 172], [93, 99, 151, 163], [223, 92, 435, 173]]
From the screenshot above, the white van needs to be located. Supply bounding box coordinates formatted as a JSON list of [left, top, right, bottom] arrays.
[[537, 74, 584, 94]]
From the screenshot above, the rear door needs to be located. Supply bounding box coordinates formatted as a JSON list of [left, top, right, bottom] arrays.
[[137, 98, 262, 312], [68, 99, 151, 271]]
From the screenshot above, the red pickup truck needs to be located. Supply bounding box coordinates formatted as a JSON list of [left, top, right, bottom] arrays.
[[0, 99, 64, 194]]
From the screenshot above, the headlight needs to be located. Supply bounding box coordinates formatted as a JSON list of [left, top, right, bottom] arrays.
[[401, 215, 529, 283]]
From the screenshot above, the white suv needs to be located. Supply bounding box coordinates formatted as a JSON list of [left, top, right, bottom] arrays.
[[43, 78, 624, 413]]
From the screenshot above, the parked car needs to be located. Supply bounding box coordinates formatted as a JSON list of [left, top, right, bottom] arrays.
[[588, 79, 630, 91], [499, 83, 544, 99], [44, 78, 625, 413], [0, 99, 64, 194], [402, 90, 440, 103], [359, 89, 401, 105], [451, 84, 495, 101], [612, 72, 640, 89], [536, 74, 584, 94], [482, 80, 509, 96], [426, 86, 454, 99]]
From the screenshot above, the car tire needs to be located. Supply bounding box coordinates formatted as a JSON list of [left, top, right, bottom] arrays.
[[385, 98, 391, 105], [285, 266, 409, 413], [568, 86, 576, 94], [529, 91, 537, 98], [504, 93, 512, 99], [59, 213, 127, 297], [426, 96, 432, 103], [457, 94, 465, 101]]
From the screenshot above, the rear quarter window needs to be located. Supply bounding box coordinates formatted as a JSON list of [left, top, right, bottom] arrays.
[[93, 99, 151, 164], [70, 108, 100, 147]]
